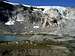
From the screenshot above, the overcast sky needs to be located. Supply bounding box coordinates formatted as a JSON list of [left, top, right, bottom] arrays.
[[7, 0, 75, 7]]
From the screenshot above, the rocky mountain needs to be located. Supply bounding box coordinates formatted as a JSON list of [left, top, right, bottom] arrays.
[[1, 1, 75, 42], [0, 1, 75, 36]]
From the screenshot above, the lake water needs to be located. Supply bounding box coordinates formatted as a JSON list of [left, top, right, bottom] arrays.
[[0, 35, 16, 41]]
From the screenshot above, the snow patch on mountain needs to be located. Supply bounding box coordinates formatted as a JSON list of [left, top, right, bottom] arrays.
[[3, 1, 20, 5]]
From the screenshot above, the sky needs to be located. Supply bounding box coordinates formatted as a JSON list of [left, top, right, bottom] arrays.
[[7, 0, 75, 7]]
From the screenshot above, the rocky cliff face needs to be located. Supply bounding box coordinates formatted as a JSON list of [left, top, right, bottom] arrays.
[[1, 3, 75, 37]]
